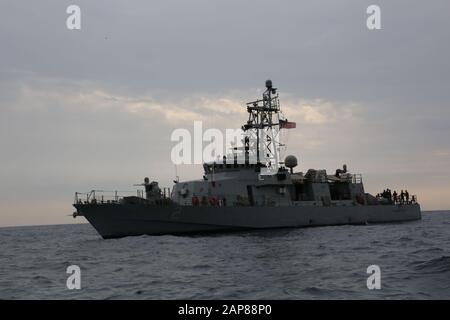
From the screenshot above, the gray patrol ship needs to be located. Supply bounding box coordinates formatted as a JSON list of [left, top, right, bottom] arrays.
[[73, 80, 421, 239]]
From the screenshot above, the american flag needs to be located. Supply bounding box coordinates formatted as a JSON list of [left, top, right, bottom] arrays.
[[279, 120, 296, 129]]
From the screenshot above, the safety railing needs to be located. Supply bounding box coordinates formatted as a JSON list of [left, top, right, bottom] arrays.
[[74, 190, 144, 205], [393, 194, 418, 205], [376, 194, 418, 205], [74, 188, 173, 205]]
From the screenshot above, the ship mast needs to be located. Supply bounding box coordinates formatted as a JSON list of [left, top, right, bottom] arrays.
[[242, 80, 285, 173]]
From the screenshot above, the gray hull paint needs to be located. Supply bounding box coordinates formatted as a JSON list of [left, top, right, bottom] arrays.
[[75, 203, 422, 239]]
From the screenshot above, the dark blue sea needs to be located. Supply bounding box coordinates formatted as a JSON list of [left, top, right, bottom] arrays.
[[1, 211, 449, 299]]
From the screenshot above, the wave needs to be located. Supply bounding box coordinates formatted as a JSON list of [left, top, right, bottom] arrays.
[[301, 286, 326, 295], [397, 236, 413, 242], [410, 256, 450, 274], [411, 247, 444, 255]]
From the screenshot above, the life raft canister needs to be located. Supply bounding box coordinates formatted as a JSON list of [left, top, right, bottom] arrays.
[[208, 196, 218, 206]]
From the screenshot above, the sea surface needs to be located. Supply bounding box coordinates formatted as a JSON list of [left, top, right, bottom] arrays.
[[1, 211, 449, 299]]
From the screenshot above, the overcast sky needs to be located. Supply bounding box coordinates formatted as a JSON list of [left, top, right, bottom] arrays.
[[1, 0, 450, 227]]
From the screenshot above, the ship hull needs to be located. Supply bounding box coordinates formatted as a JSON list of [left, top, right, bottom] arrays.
[[74, 203, 422, 239]]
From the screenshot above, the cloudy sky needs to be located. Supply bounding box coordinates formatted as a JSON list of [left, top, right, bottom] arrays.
[[1, 0, 449, 227]]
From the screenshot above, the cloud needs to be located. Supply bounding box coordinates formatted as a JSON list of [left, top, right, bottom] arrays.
[[283, 99, 360, 125], [3, 78, 362, 134], [432, 149, 450, 157]]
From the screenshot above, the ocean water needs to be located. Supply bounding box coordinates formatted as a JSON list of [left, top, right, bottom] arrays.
[[0, 211, 449, 299]]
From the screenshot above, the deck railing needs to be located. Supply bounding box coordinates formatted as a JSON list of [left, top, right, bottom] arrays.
[[74, 188, 172, 204], [74, 190, 144, 204], [376, 194, 418, 205]]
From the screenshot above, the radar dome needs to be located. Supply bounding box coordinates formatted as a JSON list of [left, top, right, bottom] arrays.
[[285, 155, 298, 170]]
